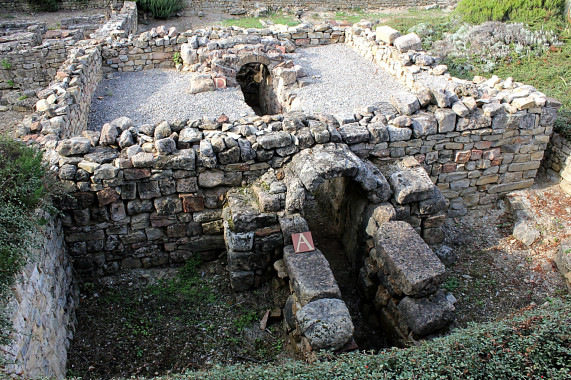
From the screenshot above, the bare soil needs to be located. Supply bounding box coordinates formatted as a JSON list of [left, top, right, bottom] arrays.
[[442, 175, 569, 329], [67, 256, 294, 379]]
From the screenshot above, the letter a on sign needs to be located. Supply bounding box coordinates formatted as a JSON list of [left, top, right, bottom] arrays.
[[291, 232, 315, 253]]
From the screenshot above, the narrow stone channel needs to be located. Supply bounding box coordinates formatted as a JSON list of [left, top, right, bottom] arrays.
[[302, 185, 389, 351]]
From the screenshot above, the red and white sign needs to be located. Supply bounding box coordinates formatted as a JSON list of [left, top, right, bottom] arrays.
[[291, 232, 315, 253]]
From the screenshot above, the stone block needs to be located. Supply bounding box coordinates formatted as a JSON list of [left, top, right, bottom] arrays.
[[397, 290, 455, 337], [283, 245, 341, 306], [393, 33, 422, 52], [390, 166, 435, 204], [338, 124, 370, 144], [153, 195, 182, 215], [230, 271, 255, 291], [374, 221, 445, 296], [228, 250, 269, 271], [181, 194, 204, 212], [97, 188, 120, 207], [257, 131, 292, 149], [554, 239, 571, 289], [296, 298, 354, 350], [387, 126, 412, 141], [56, 137, 92, 156], [376, 26, 401, 44]]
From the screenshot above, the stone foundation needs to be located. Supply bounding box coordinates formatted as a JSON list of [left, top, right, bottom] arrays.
[[1, 215, 77, 379], [543, 132, 571, 194]]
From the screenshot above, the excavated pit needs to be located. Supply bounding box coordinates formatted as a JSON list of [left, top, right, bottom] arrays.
[[236, 62, 279, 116], [302, 177, 390, 350]]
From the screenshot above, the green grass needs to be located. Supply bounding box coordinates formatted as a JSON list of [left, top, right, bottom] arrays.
[[222, 14, 300, 29], [334, 10, 389, 24], [384, 8, 451, 32], [149, 296, 571, 379]]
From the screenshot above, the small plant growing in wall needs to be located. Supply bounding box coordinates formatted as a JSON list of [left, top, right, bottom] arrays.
[[172, 52, 182, 65], [1, 59, 11, 70], [0, 137, 57, 357]]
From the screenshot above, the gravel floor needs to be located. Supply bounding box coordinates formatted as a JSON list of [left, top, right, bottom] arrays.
[[292, 44, 410, 115], [88, 69, 255, 130], [88, 44, 413, 130]]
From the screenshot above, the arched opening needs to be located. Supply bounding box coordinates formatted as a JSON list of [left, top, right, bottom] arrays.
[[302, 176, 389, 350], [236, 62, 277, 115]]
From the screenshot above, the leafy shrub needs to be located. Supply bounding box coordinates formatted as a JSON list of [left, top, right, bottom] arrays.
[[26, 0, 61, 12], [136, 0, 183, 19], [431, 21, 561, 73], [0, 137, 52, 349], [180, 297, 570, 379], [456, 0, 566, 25]]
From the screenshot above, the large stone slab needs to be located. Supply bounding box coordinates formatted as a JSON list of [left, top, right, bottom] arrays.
[[296, 298, 354, 350], [283, 245, 341, 305], [374, 221, 445, 296], [397, 290, 455, 337], [225, 187, 277, 232], [389, 166, 435, 204], [289, 143, 362, 192]]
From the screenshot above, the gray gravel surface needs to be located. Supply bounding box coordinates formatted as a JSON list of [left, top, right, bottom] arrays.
[[88, 69, 255, 130], [292, 44, 411, 115]]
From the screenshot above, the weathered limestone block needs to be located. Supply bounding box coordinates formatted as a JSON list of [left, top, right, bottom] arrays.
[[257, 131, 292, 149], [190, 74, 215, 94], [374, 221, 445, 296], [434, 108, 457, 134], [387, 125, 412, 141], [411, 113, 437, 138], [390, 93, 420, 115], [338, 124, 370, 144], [100, 123, 119, 145], [224, 221, 254, 252], [554, 239, 571, 289], [376, 26, 401, 44], [56, 137, 91, 156], [228, 250, 269, 271], [393, 33, 422, 52], [296, 298, 354, 350], [225, 187, 277, 232], [278, 213, 309, 245], [419, 188, 447, 215], [390, 166, 435, 204], [397, 290, 455, 337], [283, 245, 341, 306], [289, 143, 361, 192]]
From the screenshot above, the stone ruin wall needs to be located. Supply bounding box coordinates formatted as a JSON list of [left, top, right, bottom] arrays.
[[0, 21, 84, 91], [14, 1, 561, 276], [2, 0, 568, 371], [187, 0, 456, 13], [0, 0, 113, 12], [544, 132, 571, 194], [1, 214, 77, 379]]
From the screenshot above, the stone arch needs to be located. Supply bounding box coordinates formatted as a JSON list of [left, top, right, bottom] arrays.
[[284, 143, 392, 215], [284, 143, 393, 270]]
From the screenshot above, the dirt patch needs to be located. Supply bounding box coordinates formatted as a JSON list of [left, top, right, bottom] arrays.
[[67, 256, 295, 379], [441, 175, 569, 328]]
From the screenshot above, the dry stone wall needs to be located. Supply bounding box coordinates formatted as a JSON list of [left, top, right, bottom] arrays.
[[1, 215, 77, 379], [0, 0, 112, 12], [187, 0, 455, 13], [0, 23, 84, 91], [544, 132, 571, 194], [345, 24, 561, 216]]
